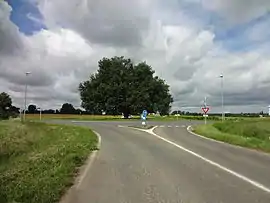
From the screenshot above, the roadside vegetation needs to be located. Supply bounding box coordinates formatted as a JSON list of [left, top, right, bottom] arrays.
[[0, 121, 98, 203], [193, 119, 270, 152]]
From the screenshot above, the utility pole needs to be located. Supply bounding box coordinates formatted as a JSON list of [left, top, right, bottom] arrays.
[[220, 74, 224, 121]]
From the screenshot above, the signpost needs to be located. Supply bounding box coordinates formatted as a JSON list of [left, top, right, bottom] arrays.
[[202, 97, 210, 124], [37, 107, 42, 121], [141, 110, 148, 126]]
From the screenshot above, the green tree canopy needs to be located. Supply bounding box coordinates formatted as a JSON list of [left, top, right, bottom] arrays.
[[79, 56, 173, 117], [60, 103, 76, 114], [0, 92, 12, 119], [28, 104, 37, 114]]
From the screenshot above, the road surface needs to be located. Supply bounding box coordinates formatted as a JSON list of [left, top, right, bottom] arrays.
[[56, 120, 270, 203]]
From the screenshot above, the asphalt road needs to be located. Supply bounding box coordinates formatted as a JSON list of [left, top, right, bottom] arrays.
[[57, 120, 270, 203]]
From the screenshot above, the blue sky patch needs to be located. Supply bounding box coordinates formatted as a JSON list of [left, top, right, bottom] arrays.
[[5, 0, 46, 35], [213, 12, 270, 52]]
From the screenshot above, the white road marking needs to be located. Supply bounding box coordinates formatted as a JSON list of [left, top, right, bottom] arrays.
[[167, 125, 172, 128], [135, 126, 270, 194], [175, 125, 179, 128], [181, 125, 186, 127], [159, 125, 165, 127]]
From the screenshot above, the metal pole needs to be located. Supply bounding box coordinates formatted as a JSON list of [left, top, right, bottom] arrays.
[[19, 108, 22, 121], [23, 81, 27, 121], [204, 96, 207, 125], [23, 72, 30, 122], [220, 74, 224, 121], [40, 108, 42, 121]]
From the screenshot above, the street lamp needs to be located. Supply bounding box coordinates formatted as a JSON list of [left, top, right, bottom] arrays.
[[23, 72, 31, 121], [219, 74, 224, 121]]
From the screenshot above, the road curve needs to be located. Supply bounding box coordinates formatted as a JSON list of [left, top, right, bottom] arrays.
[[57, 120, 270, 203]]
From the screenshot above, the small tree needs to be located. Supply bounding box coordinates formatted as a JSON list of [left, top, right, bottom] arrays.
[[0, 92, 12, 119], [60, 103, 76, 114], [28, 104, 37, 114]]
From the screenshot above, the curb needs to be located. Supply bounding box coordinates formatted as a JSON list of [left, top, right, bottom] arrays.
[[59, 130, 101, 203]]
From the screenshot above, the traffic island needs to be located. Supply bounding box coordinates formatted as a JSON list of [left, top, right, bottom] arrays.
[[128, 125, 154, 130]]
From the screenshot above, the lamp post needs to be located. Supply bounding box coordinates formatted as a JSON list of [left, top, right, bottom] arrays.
[[220, 74, 224, 121], [23, 72, 31, 121]]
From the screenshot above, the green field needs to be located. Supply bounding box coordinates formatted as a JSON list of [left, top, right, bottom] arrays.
[[25, 113, 225, 121], [0, 121, 98, 203], [193, 119, 270, 152]]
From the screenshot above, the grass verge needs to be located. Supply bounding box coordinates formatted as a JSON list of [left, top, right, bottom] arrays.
[[193, 120, 270, 153], [0, 120, 98, 203]]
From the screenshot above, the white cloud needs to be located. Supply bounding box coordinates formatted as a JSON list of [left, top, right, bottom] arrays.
[[1, 0, 270, 113]]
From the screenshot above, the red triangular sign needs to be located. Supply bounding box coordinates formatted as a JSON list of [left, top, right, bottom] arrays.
[[202, 107, 209, 114]]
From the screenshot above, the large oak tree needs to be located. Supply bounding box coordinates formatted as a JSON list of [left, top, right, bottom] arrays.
[[79, 56, 173, 118]]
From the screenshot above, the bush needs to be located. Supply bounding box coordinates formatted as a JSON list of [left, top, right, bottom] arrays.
[[0, 109, 10, 120]]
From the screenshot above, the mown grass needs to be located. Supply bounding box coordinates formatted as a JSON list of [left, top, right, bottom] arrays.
[[193, 119, 270, 152], [0, 121, 98, 203]]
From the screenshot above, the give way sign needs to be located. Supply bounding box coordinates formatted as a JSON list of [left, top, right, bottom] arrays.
[[202, 107, 210, 114]]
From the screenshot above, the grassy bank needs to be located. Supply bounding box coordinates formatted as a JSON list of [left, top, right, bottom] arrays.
[[0, 121, 98, 203], [193, 120, 270, 152]]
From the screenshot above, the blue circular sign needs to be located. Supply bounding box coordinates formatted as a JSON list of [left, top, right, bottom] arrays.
[[142, 110, 147, 116]]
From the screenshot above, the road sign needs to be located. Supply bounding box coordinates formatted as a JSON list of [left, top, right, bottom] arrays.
[[142, 110, 147, 117], [141, 110, 147, 120], [202, 107, 209, 114]]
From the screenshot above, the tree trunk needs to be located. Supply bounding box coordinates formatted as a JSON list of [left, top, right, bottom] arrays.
[[123, 107, 130, 119]]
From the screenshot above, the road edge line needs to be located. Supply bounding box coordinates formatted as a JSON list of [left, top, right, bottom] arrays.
[[134, 126, 270, 194]]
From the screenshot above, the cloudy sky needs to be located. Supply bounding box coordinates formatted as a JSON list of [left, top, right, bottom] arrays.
[[1, 0, 270, 113]]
